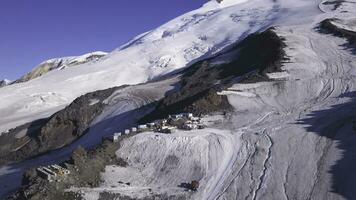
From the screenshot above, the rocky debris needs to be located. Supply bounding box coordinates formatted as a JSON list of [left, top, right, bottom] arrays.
[[320, 18, 356, 44], [0, 85, 128, 166], [7, 139, 128, 200], [141, 28, 287, 122], [178, 180, 200, 192], [191, 180, 199, 191]]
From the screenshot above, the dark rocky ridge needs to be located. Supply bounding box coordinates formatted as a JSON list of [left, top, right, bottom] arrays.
[[322, 0, 347, 10], [140, 28, 287, 123], [320, 18, 356, 44], [0, 85, 127, 166], [321, 0, 356, 11], [0, 80, 9, 88]]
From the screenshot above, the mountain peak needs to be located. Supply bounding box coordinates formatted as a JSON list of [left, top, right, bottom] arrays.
[[14, 51, 108, 84], [0, 79, 11, 88]]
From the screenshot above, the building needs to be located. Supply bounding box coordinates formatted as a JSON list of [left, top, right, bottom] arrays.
[[42, 167, 57, 178], [147, 122, 156, 128], [159, 126, 176, 134], [161, 119, 168, 125], [190, 117, 201, 122], [182, 123, 198, 130], [182, 113, 194, 118], [138, 124, 148, 130], [110, 132, 122, 142], [131, 127, 137, 132], [169, 114, 183, 120], [37, 164, 70, 182], [124, 129, 130, 134], [51, 164, 70, 175], [37, 167, 55, 182]]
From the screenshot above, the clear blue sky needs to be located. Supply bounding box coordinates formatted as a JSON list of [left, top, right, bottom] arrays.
[[0, 0, 207, 80]]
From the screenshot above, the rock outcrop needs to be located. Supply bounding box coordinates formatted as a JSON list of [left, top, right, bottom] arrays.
[[0, 85, 126, 165], [141, 28, 287, 122], [0, 79, 11, 88], [13, 51, 107, 84]]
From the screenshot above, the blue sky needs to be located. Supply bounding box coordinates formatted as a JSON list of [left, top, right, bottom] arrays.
[[0, 0, 206, 80]]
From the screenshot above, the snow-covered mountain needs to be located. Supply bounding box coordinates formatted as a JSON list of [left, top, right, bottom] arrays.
[[0, 0, 312, 133], [2, 0, 356, 200]]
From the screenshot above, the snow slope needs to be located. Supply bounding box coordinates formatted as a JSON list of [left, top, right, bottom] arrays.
[[65, 1, 356, 200], [2, 0, 356, 199], [70, 129, 236, 199], [0, 0, 296, 133], [0, 75, 178, 198]]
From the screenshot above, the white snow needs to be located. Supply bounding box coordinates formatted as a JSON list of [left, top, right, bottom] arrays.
[[38, 51, 107, 67], [0, 79, 12, 87], [69, 128, 237, 200], [266, 71, 290, 80], [2, 0, 356, 199], [0, 75, 178, 198], [0, 0, 307, 133], [3, 79, 11, 85], [64, 1, 356, 199], [209, 24, 356, 200], [202, 0, 249, 10]]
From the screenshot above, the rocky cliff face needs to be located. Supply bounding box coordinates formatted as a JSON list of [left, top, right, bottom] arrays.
[[0, 85, 124, 165]]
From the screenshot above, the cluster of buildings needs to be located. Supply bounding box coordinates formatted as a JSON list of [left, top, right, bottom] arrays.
[[36, 113, 205, 182], [109, 113, 205, 142], [36, 164, 70, 182]]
